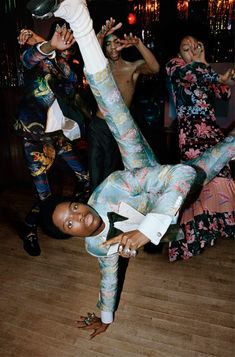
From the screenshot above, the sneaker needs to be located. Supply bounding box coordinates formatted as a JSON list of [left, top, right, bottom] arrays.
[[27, 0, 60, 19]]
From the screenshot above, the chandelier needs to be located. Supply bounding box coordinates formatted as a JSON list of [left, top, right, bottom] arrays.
[[177, 0, 189, 19], [208, 0, 234, 32]]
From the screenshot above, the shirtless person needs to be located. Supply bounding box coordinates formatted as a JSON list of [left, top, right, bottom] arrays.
[[88, 18, 160, 191]]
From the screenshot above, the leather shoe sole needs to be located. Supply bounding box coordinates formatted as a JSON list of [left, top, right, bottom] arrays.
[[27, 0, 60, 18]]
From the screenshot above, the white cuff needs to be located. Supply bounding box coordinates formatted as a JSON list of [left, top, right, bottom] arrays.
[[138, 213, 172, 245], [79, 31, 107, 74], [37, 42, 56, 58], [101, 310, 113, 324]]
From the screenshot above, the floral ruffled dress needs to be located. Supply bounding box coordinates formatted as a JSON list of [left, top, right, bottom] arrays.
[[166, 58, 235, 261]]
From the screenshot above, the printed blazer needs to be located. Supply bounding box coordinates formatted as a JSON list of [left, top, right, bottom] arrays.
[[16, 44, 78, 141]]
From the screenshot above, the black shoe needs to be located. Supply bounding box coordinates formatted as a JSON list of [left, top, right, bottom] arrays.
[[27, 0, 60, 19], [21, 229, 41, 256]]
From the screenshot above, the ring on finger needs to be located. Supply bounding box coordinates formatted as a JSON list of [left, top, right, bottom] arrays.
[[118, 243, 124, 253], [123, 247, 131, 255], [84, 317, 91, 325], [84, 312, 95, 325], [130, 249, 137, 257]]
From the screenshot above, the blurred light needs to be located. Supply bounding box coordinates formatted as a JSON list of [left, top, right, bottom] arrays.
[[127, 13, 136, 25]]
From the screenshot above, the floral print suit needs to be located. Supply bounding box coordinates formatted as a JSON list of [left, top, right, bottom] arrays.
[[84, 65, 235, 313]]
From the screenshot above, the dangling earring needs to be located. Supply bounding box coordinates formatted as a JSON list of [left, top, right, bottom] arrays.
[[178, 53, 182, 59]]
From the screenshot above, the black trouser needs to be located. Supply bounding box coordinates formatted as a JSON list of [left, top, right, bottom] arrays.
[[88, 116, 124, 192]]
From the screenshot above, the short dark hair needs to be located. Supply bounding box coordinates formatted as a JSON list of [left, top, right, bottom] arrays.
[[39, 195, 74, 240]]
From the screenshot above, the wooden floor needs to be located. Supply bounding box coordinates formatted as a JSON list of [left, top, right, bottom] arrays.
[[0, 186, 234, 357]]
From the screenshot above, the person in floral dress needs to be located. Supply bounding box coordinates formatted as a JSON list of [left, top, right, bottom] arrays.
[[166, 35, 235, 261]]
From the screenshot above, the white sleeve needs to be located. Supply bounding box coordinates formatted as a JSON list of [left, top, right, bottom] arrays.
[[37, 42, 56, 58], [54, 1, 107, 74], [101, 310, 113, 324], [138, 213, 172, 245]]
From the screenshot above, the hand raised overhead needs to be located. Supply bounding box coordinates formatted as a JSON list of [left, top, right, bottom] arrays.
[[49, 24, 75, 51], [18, 29, 45, 46], [116, 33, 140, 51], [97, 17, 122, 45]]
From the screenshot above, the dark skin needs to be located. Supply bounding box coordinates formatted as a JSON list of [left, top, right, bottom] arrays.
[[76, 313, 109, 339], [96, 17, 160, 114], [52, 201, 149, 338], [18, 29, 45, 46], [52, 202, 105, 237], [17, 24, 76, 56], [53, 202, 149, 255], [53, 202, 110, 338], [103, 230, 149, 255]]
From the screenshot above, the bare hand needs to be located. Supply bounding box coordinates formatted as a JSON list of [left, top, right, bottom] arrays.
[[50, 24, 75, 51], [97, 17, 122, 44], [18, 29, 45, 46], [103, 230, 150, 258], [219, 68, 235, 86], [116, 33, 140, 51], [76, 313, 110, 339], [192, 41, 207, 65]]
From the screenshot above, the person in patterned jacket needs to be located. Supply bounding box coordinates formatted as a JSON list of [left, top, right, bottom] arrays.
[[15, 23, 89, 256]]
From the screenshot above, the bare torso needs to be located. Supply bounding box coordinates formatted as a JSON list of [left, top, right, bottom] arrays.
[[96, 58, 144, 118]]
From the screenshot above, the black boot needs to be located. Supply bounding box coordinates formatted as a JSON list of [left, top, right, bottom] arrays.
[[27, 0, 60, 19], [21, 225, 41, 256]]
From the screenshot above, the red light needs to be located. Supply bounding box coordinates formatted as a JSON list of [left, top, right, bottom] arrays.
[[127, 13, 136, 25]]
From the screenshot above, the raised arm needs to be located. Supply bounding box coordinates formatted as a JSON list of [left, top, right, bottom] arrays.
[[117, 33, 160, 75], [166, 47, 234, 90], [21, 24, 75, 69], [97, 18, 160, 75], [18, 29, 45, 46], [96, 17, 122, 48], [192, 41, 235, 87]]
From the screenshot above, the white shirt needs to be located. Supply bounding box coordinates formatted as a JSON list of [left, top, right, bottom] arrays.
[[106, 202, 174, 255], [45, 99, 81, 141], [37, 43, 81, 141]]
